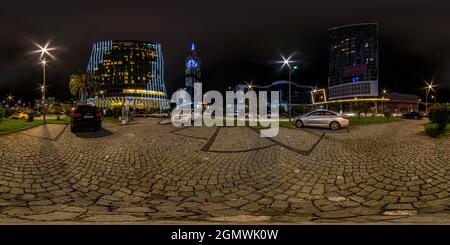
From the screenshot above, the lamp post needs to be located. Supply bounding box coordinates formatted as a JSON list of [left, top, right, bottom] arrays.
[[6, 94, 13, 108], [33, 42, 56, 124], [425, 81, 436, 116], [381, 89, 388, 112], [41, 59, 47, 123], [277, 53, 298, 121]]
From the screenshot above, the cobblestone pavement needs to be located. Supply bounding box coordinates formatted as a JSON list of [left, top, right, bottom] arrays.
[[0, 119, 449, 223]]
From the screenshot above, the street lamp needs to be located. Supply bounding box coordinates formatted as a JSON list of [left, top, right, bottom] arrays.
[[431, 94, 437, 104], [424, 81, 436, 116], [32, 42, 57, 60], [381, 89, 388, 112], [277, 53, 298, 121], [40, 59, 48, 123], [6, 94, 13, 106], [246, 81, 253, 91], [33, 42, 56, 123]]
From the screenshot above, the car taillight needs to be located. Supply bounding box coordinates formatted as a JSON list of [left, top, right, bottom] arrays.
[[95, 112, 102, 117], [342, 115, 349, 119], [72, 112, 81, 117]]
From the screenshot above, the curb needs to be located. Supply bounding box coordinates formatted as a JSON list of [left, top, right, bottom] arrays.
[[0, 123, 43, 136]]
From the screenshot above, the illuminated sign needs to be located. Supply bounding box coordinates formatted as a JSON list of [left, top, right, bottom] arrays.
[[342, 64, 367, 78], [123, 89, 165, 96]]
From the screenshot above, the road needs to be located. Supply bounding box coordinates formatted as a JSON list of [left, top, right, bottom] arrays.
[[0, 118, 449, 223]]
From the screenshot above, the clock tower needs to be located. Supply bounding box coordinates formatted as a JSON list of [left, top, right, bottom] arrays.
[[185, 43, 201, 97]]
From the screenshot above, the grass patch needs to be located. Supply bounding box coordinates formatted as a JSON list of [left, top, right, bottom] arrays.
[[46, 117, 71, 124], [102, 116, 121, 124], [218, 116, 401, 128], [0, 118, 43, 133], [425, 123, 450, 137], [236, 119, 295, 129], [279, 120, 295, 128], [349, 116, 401, 125]]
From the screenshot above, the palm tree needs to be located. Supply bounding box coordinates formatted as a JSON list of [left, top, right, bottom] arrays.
[[69, 72, 99, 103]]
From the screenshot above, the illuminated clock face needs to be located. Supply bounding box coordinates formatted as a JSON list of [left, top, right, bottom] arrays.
[[186, 59, 198, 68]]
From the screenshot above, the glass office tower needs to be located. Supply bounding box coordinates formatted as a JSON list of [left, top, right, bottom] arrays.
[[86, 40, 168, 109], [328, 23, 378, 99]]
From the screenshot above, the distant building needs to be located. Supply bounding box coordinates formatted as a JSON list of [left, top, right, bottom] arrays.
[[328, 23, 378, 99], [86, 40, 168, 109], [235, 81, 313, 115], [185, 43, 202, 98], [47, 97, 55, 105], [384, 92, 419, 113]]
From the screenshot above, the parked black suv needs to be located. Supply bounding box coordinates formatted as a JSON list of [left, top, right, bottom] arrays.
[[403, 111, 422, 120], [71, 105, 102, 132]]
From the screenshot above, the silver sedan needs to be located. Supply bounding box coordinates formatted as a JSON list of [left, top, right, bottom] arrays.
[[294, 109, 350, 130]]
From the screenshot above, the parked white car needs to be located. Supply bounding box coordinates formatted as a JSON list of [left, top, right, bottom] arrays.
[[294, 109, 350, 131]]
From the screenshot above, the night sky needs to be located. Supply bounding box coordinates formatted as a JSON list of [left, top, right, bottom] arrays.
[[1, 0, 450, 103]]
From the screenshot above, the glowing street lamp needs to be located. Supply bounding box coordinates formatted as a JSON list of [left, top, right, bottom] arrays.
[[431, 94, 437, 104], [32, 41, 57, 60], [381, 89, 388, 111], [246, 81, 253, 91], [5, 94, 14, 108], [40, 58, 48, 123], [424, 81, 436, 116], [33, 42, 56, 123], [277, 53, 298, 121]]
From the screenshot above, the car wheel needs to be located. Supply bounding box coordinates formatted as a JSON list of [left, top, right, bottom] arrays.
[[295, 120, 304, 128], [330, 121, 341, 131]]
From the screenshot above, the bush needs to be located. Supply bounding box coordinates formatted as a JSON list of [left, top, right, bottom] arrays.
[[27, 111, 35, 122], [146, 107, 160, 114], [0, 105, 5, 121], [352, 103, 371, 118], [4, 108, 13, 118], [112, 107, 121, 118], [65, 108, 72, 117], [425, 123, 443, 137], [383, 109, 392, 119], [430, 104, 450, 131], [292, 104, 309, 116], [104, 108, 113, 117]]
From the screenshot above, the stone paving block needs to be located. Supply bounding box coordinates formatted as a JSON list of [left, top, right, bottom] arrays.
[[0, 119, 448, 223]]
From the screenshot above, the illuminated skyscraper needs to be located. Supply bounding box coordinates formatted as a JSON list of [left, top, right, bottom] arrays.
[[86, 40, 168, 109], [328, 23, 378, 99], [185, 43, 201, 97]]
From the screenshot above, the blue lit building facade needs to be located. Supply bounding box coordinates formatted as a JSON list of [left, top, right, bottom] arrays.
[[86, 40, 168, 109], [328, 23, 379, 99]]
